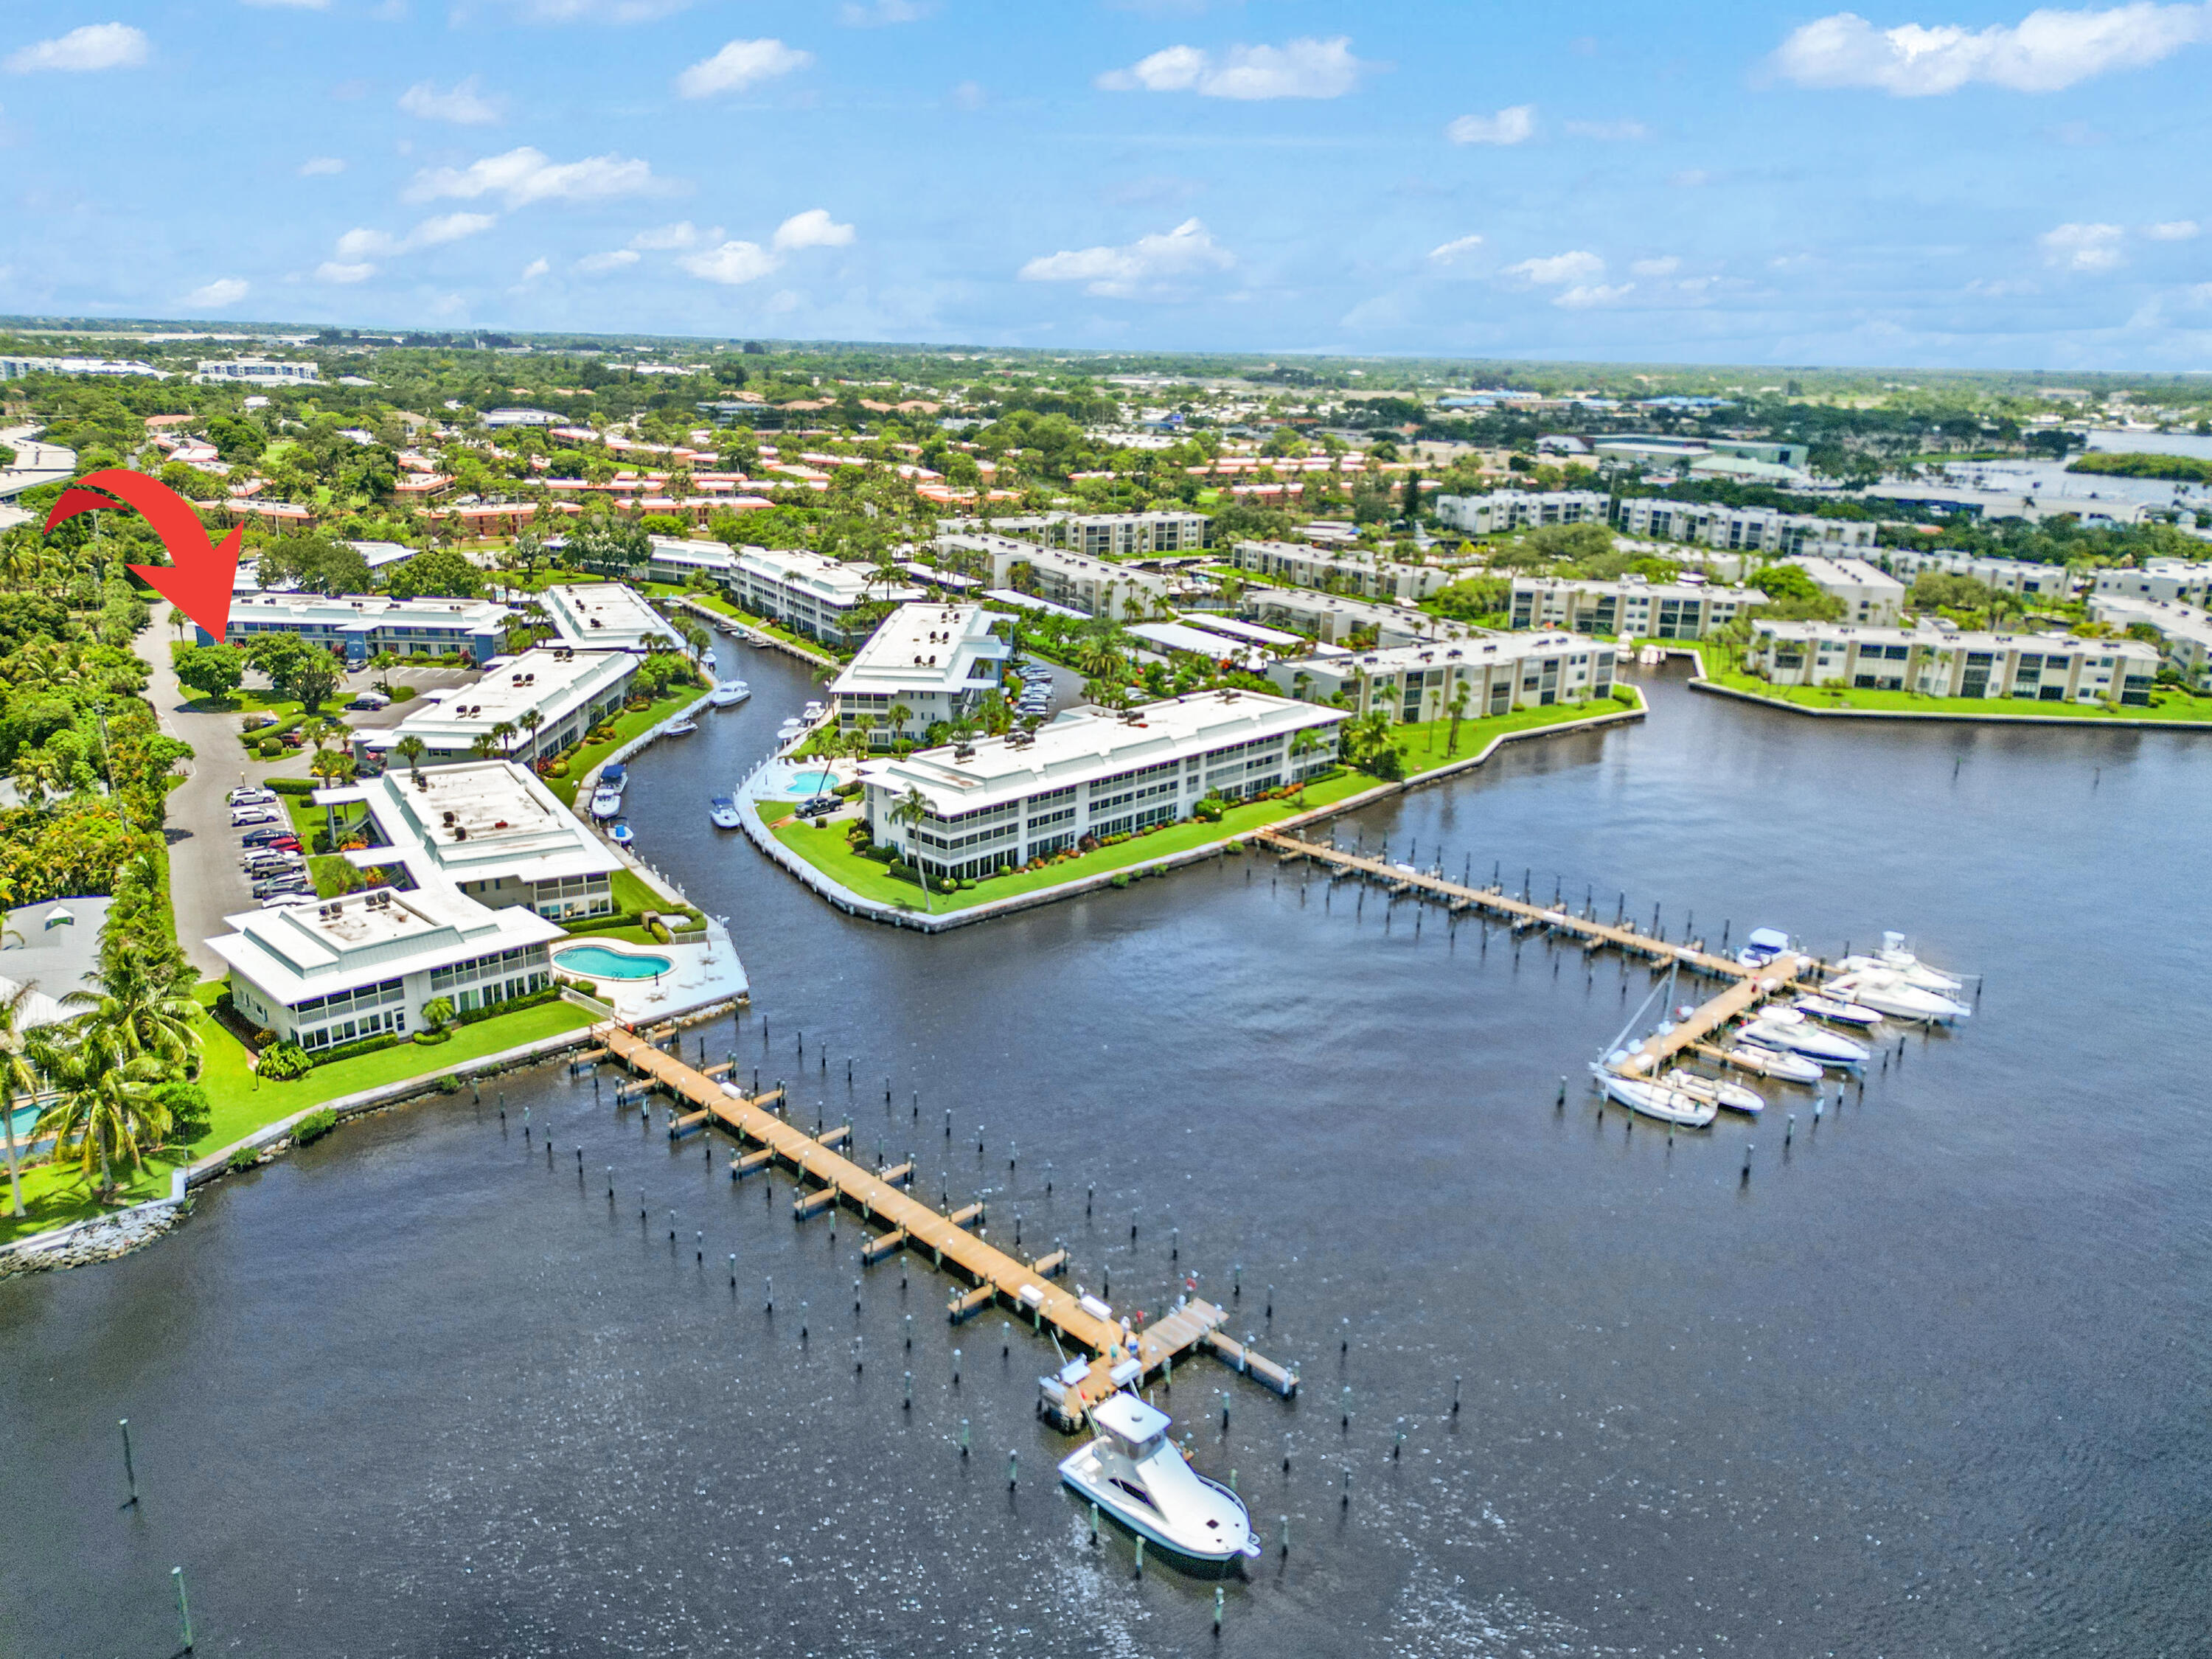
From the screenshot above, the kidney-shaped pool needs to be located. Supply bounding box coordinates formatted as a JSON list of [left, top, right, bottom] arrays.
[[554, 944, 673, 980]]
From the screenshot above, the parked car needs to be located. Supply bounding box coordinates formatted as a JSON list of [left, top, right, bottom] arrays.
[[231, 809, 281, 828], [798, 794, 842, 817], [227, 786, 277, 806], [347, 691, 391, 711], [253, 878, 310, 899], [240, 826, 298, 848], [260, 891, 317, 909]]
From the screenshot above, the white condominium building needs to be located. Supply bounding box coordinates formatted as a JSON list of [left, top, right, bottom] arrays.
[[1509, 576, 1766, 639], [830, 603, 1011, 747], [977, 509, 1211, 557], [1748, 621, 2160, 704], [942, 531, 1172, 620], [212, 591, 512, 666], [357, 645, 641, 768], [1236, 582, 1473, 649], [209, 885, 564, 1053], [314, 759, 623, 922], [644, 538, 738, 587], [195, 358, 321, 386], [1614, 498, 1878, 555], [1270, 633, 1617, 722], [1783, 555, 1907, 626], [1433, 490, 1609, 536], [2090, 558, 2212, 606], [1880, 548, 2075, 599], [540, 582, 689, 654], [859, 691, 1346, 882], [2088, 594, 2212, 690], [1227, 540, 1449, 602], [728, 544, 920, 647]]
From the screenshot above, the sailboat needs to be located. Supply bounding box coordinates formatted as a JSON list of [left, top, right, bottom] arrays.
[[1588, 966, 1718, 1127]]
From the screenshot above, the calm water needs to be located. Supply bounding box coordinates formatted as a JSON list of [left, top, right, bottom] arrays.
[[5, 649, 2208, 1657]]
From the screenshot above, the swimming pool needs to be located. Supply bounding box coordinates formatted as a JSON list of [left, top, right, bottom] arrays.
[[787, 769, 839, 796], [554, 945, 673, 980]]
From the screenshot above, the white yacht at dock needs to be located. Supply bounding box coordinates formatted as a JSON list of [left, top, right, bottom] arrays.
[[1058, 1393, 1260, 1565]]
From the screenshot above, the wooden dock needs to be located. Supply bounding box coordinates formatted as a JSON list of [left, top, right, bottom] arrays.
[[599, 1024, 1298, 1430], [1253, 830, 1811, 1078]]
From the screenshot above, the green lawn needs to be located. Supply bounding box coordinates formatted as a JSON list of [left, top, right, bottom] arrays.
[[1, 997, 595, 1247], [602, 866, 703, 931], [1700, 663, 2212, 723], [546, 689, 706, 806], [1386, 694, 1641, 779], [180, 686, 300, 718]]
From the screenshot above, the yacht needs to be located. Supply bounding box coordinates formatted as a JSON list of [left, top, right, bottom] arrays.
[[709, 794, 741, 830], [588, 785, 624, 821], [1736, 927, 1792, 970], [1836, 932, 1966, 995], [708, 680, 751, 709], [1658, 1067, 1765, 1116], [1714, 1043, 1823, 1085], [1057, 1393, 1261, 1565], [1823, 970, 1972, 1025], [1740, 1007, 1870, 1068], [1590, 1065, 1718, 1128], [800, 700, 826, 722], [1794, 992, 1884, 1029], [665, 717, 699, 737]]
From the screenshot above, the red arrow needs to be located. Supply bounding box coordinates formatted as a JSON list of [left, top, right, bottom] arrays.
[[44, 467, 242, 641]]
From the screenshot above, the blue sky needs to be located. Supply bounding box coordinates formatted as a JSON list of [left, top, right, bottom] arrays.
[[6, 1, 2212, 367]]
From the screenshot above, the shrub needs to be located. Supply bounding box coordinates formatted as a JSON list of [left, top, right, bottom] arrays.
[[258, 740, 285, 759], [258, 1042, 313, 1081], [226, 1145, 261, 1173], [1612, 684, 1637, 706], [313, 1030, 406, 1066], [268, 778, 318, 796], [435, 1073, 463, 1094], [293, 1107, 338, 1144], [563, 978, 599, 996], [411, 1029, 450, 1045], [1109, 872, 1131, 888], [156, 1080, 213, 1141]]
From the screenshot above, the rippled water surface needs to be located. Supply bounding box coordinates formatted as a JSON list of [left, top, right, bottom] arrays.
[[4, 648, 2208, 1657]]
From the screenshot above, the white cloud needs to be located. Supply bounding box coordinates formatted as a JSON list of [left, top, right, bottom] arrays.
[[1427, 234, 1486, 264], [1630, 256, 1681, 276], [240, 0, 330, 9], [951, 78, 987, 110], [680, 240, 780, 285], [1773, 4, 2212, 96], [630, 220, 711, 250], [1670, 168, 1713, 188], [1554, 282, 1634, 308], [1017, 217, 1234, 299], [675, 38, 812, 99], [400, 76, 501, 125], [1505, 249, 1605, 285], [520, 257, 551, 281], [1563, 118, 1652, 140], [316, 261, 377, 284], [6, 23, 150, 73], [2146, 218, 2201, 239], [298, 156, 346, 176], [2040, 220, 2127, 269], [506, 0, 691, 20], [1096, 35, 1373, 100], [403, 146, 662, 207], [183, 277, 249, 308], [838, 0, 930, 23], [1447, 105, 1535, 145], [577, 248, 641, 273], [335, 212, 497, 260], [771, 208, 855, 252]]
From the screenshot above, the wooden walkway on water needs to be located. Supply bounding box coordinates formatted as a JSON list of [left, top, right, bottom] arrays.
[[599, 1023, 1298, 1430], [1253, 830, 1811, 1076]]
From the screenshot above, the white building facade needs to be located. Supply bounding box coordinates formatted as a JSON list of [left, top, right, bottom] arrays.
[[1508, 577, 1765, 639], [859, 692, 1345, 882], [726, 544, 916, 647], [195, 358, 321, 387], [942, 532, 1172, 620], [830, 603, 1010, 747], [540, 582, 688, 653], [1433, 490, 1610, 536], [1227, 540, 1448, 602], [358, 645, 641, 768], [1748, 621, 2160, 704], [1614, 498, 1878, 555], [2089, 594, 2212, 690], [1880, 548, 2076, 600], [212, 592, 511, 665], [1783, 555, 1907, 626], [2090, 559, 2212, 606], [977, 510, 1211, 557], [1269, 633, 1617, 721]]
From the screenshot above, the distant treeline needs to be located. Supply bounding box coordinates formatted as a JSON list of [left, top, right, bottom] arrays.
[[2067, 451, 2212, 484]]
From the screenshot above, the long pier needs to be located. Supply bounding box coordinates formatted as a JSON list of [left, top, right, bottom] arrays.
[[1255, 830, 1811, 1077], [599, 1024, 1297, 1430]]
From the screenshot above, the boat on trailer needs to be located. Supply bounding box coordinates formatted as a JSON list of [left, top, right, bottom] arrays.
[[1057, 1392, 1260, 1565]]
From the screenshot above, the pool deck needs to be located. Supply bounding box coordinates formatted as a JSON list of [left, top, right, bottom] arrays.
[[559, 928, 748, 1025]]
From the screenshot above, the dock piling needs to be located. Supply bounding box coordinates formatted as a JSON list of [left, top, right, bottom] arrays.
[[173, 1567, 193, 1652], [904, 1369, 912, 1410], [1453, 1375, 1461, 1417], [119, 1418, 137, 1508], [960, 1418, 970, 1457]]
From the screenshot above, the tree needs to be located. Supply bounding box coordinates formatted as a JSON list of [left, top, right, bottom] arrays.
[[886, 700, 914, 744], [394, 733, 428, 777], [11, 748, 63, 810], [369, 649, 400, 695], [1446, 681, 1471, 754], [0, 982, 39, 1217], [257, 535, 371, 597], [172, 641, 247, 703], [490, 720, 518, 760], [63, 937, 199, 1074], [29, 1024, 170, 1201], [246, 632, 343, 709], [1402, 468, 1423, 521], [519, 709, 544, 768], [889, 786, 933, 912], [422, 996, 455, 1032], [1752, 563, 1848, 622], [385, 547, 484, 600]]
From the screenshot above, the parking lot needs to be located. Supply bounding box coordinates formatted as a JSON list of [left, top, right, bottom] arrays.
[[344, 663, 486, 732]]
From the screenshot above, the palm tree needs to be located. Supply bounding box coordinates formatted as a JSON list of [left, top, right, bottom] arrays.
[[63, 939, 200, 1073], [470, 733, 497, 761], [1446, 682, 1471, 755], [29, 1024, 170, 1202], [11, 748, 61, 810], [370, 650, 400, 696], [519, 709, 545, 769], [851, 712, 877, 755], [394, 734, 428, 778], [889, 785, 933, 912], [0, 982, 41, 1218], [885, 700, 914, 745], [490, 720, 518, 762], [978, 690, 1012, 737]]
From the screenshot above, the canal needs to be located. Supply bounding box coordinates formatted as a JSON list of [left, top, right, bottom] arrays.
[[3, 644, 2206, 1656]]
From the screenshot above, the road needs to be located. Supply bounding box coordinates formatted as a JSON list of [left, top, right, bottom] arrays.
[[133, 603, 483, 975]]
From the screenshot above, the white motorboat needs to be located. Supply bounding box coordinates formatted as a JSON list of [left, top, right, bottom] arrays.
[[1057, 1393, 1260, 1564], [1837, 932, 1967, 995], [1823, 970, 1972, 1024], [588, 786, 624, 821], [1794, 993, 1885, 1029], [709, 793, 740, 830], [708, 680, 751, 709], [1659, 1067, 1765, 1116], [1736, 926, 1792, 970], [665, 718, 699, 737], [1590, 1065, 1718, 1128], [1715, 1043, 1824, 1085], [1740, 1007, 1869, 1068], [800, 700, 826, 722]]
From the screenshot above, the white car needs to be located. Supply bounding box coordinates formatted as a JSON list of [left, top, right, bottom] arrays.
[[231, 808, 281, 827], [227, 787, 277, 806]]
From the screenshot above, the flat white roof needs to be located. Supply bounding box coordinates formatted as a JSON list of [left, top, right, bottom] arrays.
[[225, 591, 509, 632], [857, 689, 1344, 815], [831, 603, 1008, 698], [2089, 594, 2212, 647], [731, 543, 895, 606], [345, 540, 420, 568], [1289, 633, 1604, 675], [647, 537, 737, 571], [1127, 620, 1253, 659], [540, 583, 686, 652], [1756, 619, 2159, 657], [1178, 611, 1301, 647], [331, 759, 621, 888], [364, 645, 636, 752], [1512, 575, 1767, 603], [1786, 554, 1906, 591], [206, 883, 566, 1007], [980, 588, 1086, 619]]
